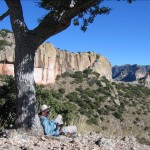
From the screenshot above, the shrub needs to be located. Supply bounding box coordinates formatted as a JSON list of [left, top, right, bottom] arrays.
[[0, 29, 11, 37], [96, 55, 100, 59], [58, 88, 65, 94], [0, 40, 11, 50], [70, 71, 84, 83], [136, 137, 150, 146], [98, 108, 109, 115], [56, 74, 61, 80], [51, 90, 62, 100], [100, 116, 104, 121], [83, 68, 93, 75], [36, 86, 78, 124], [144, 126, 150, 132], [66, 92, 80, 103], [84, 88, 95, 98], [112, 111, 122, 120], [61, 72, 70, 78], [0, 75, 16, 128], [86, 117, 98, 125]]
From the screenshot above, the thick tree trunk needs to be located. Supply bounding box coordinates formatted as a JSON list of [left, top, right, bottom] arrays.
[[14, 36, 43, 135]]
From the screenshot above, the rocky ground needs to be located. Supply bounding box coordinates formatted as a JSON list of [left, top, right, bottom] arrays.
[[0, 130, 150, 150]]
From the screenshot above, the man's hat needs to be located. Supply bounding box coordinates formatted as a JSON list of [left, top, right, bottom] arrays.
[[40, 104, 50, 112]]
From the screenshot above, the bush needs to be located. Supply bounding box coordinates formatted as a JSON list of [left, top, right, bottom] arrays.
[[61, 72, 70, 78], [66, 92, 80, 103], [36, 86, 78, 124], [55, 74, 61, 80], [0, 29, 11, 37], [86, 117, 98, 125], [58, 88, 65, 94], [112, 111, 122, 120], [144, 126, 150, 132], [0, 40, 11, 50], [83, 68, 93, 75], [0, 75, 16, 128]]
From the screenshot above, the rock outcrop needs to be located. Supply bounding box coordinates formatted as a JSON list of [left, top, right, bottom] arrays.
[[0, 31, 112, 84], [143, 71, 150, 88]]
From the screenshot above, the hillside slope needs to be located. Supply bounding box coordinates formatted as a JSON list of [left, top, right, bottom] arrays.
[[40, 69, 150, 141]]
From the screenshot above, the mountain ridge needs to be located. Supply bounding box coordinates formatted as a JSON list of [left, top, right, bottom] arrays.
[[112, 64, 150, 83]]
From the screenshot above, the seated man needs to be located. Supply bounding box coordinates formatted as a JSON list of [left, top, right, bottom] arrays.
[[39, 104, 77, 136]]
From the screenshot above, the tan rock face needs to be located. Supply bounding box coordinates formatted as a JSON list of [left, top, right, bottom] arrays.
[[0, 32, 112, 84], [144, 71, 150, 87]]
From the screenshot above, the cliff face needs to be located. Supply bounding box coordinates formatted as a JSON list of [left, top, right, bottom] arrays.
[[144, 71, 150, 87], [0, 31, 112, 84], [112, 64, 150, 82]]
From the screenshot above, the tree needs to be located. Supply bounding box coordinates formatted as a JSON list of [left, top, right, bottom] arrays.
[[0, 0, 132, 135]]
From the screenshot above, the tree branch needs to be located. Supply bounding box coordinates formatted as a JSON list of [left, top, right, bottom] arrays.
[[5, 0, 28, 33], [0, 10, 9, 21], [33, 0, 100, 44]]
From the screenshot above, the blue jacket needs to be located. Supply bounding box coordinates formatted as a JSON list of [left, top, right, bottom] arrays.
[[39, 116, 59, 136]]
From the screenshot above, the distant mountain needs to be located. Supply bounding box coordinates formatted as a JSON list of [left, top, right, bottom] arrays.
[[112, 64, 150, 82]]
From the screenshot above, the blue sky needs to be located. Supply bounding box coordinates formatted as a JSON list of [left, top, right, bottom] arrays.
[[0, 0, 150, 66]]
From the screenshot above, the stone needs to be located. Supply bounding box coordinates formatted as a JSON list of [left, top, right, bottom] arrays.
[[114, 99, 120, 106], [0, 132, 150, 150]]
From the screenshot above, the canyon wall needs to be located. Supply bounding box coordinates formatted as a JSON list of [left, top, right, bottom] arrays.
[[0, 31, 112, 84]]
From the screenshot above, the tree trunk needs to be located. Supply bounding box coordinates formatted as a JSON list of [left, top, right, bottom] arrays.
[[14, 36, 43, 135]]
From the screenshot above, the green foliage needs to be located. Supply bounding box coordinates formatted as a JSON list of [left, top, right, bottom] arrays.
[[58, 88, 65, 94], [137, 137, 150, 146], [0, 75, 78, 128], [0, 40, 10, 50], [66, 92, 80, 103], [0, 75, 16, 128], [83, 68, 93, 75], [98, 108, 110, 115], [38, 1, 111, 31], [36, 85, 78, 125], [46, 69, 150, 127], [86, 117, 98, 125], [96, 55, 100, 59], [70, 71, 84, 83], [112, 111, 123, 120], [56, 74, 61, 80], [0, 29, 11, 37], [61, 72, 70, 78], [144, 126, 150, 132], [51, 90, 63, 100]]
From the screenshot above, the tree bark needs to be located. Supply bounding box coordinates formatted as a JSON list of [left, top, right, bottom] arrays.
[[14, 35, 43, 135], [5, 0, 43, 136]]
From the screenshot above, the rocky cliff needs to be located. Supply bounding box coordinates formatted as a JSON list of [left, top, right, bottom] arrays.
[[112, 64, 150, 82], [0, 30, 112, 84], [140, 71, 150, 88]]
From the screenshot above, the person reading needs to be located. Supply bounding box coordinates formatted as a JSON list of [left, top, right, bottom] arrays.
[[39, 104, 77, 136]]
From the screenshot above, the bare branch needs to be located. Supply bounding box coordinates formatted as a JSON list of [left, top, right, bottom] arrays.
[[0, 10, 9, 21]]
